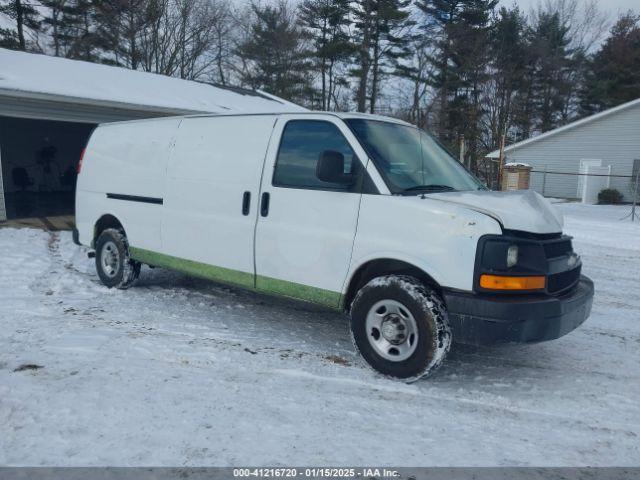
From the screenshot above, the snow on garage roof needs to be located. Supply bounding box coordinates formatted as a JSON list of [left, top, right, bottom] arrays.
[[0, 48, 305, 115], [487, 97, 640, 158]]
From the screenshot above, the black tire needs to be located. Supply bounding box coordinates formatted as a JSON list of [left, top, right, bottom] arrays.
[[350, 275, 451, 381], [95, 228, 141, 289]]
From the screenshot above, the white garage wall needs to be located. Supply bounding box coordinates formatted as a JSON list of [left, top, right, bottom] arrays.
[[503, 103, 640, 201]]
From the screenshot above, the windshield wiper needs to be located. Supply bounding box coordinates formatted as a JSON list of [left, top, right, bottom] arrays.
[[402, 184, 456, 193]]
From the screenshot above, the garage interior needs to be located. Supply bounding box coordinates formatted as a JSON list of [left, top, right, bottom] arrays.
[[0, 97, 192, 229], [0, 116, 94, 223]]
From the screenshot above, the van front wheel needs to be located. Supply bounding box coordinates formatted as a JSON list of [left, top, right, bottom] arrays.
[[95, 228, 140, 289], [350, 275, 451, 381]]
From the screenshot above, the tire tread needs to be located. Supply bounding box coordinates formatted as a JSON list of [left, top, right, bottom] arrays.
[[95, 228, 140, 289], [350, 275, 451, 382]]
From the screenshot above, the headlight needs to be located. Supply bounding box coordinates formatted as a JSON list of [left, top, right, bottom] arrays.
[[475, 235, 548, 293], [507, 245, 518, 268]]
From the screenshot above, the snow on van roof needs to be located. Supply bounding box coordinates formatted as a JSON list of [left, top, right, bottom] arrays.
[[0, 48, 306, 114]]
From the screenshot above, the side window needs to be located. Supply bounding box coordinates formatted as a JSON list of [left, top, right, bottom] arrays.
[[273, 120, 361, 191]]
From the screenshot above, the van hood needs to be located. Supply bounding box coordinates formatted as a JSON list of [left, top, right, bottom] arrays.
[[425, 190, 564, 234]]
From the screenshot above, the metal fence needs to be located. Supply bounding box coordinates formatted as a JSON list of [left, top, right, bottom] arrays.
[[474, 157, 640, 220], [474, 158, 638, 198], [531, 169, 638, 199]]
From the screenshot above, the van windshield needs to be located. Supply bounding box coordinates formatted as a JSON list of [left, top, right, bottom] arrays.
[[345, 119, 485, 195]]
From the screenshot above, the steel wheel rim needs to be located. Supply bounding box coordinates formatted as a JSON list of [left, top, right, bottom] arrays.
[[365, 299, 418, 362], [100, 240, 120, 278]]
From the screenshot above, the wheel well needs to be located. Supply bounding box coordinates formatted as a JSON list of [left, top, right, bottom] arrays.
[[343, 259, 442, 312], [93, 214, 124, 246]]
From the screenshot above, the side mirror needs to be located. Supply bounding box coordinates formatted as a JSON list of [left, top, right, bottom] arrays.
[[316, 150, 354, 185]]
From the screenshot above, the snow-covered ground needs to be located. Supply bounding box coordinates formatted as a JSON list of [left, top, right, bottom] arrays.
[[1, 203, 639, 466]]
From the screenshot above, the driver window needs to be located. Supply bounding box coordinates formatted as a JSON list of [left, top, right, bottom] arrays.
[[273, 120, 360, 192]]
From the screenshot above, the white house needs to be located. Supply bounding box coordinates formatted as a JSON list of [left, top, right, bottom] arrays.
[[0, 48, 304, 222], [487, 98, 640, 202]]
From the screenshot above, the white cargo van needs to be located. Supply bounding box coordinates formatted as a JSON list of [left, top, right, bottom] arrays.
[[74, 112, 593, 380]]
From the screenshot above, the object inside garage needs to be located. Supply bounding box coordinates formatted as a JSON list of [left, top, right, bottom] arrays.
[[0, 116, 94, 220]]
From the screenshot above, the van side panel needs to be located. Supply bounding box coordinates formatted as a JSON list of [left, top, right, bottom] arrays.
[[161, 115, 277, 284], [75, 118, 181, 250]]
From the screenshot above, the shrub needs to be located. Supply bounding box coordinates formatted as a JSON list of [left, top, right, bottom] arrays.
[[598, 188, 623, 204]]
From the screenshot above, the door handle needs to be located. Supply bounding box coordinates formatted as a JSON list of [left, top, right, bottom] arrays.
[[260, 192, 270, 217], [242, 191, 251, 216]]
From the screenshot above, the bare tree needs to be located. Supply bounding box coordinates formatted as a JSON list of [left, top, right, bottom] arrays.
[[532, 0, 610, 53], [208, 0, 234, 85], [395, 35, 434, 128]]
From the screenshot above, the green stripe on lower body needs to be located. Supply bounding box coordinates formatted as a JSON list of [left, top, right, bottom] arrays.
[[129, 247, 254, 289], [255, 276, 341, 309], [129, 246, 342, 309]]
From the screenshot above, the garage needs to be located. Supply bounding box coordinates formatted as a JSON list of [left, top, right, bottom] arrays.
[[0, 91, 185, 226], [0, 48, 303, 224], [0, 117, 93, 222]]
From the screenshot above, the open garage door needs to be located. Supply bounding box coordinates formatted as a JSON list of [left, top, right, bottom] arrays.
[[0, 116, 95, 222], [0, 93, 186, 223]]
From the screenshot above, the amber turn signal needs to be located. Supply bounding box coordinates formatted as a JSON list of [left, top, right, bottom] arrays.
[[479, 274, 546, 291]]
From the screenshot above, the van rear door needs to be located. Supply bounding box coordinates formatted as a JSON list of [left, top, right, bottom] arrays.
[[254, 115, 370, 308], [162, 115, 276, 288]]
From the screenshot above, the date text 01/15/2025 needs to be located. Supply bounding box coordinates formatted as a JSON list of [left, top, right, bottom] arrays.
[[232, 468, 400, 478]]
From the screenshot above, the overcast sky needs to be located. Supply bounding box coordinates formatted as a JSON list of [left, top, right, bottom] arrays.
[[499, 0, 638, 16]]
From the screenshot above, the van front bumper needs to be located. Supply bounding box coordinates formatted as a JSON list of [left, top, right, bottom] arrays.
[[443, 276, 594, 345]]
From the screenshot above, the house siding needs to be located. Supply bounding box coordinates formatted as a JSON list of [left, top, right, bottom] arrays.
[[502, 103, 640, 201]]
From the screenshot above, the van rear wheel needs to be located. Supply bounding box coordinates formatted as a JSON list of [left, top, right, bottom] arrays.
[[95, 228, 140, 289], [350, 275, 451, 381]]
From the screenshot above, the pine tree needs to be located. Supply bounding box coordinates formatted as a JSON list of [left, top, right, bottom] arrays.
[[369, 0, 413, 114], [92, 0, 152, 69], [418, 0, 496, 167], [298, 0, 352, 110], [239, 2, 313, 103], [487, 6, 528, 148], [352, 0, 413, 113], [415, 0, 465, 139], [0, 26, 19, 49], [40, 0, 67, 56], [581, 12, 640, 114], [528, 11, 573, 133], [0, 0, 40, 50], [451, 0, 497, 167], [45, 0, 97, 60], [352, 0, 374, 112]]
